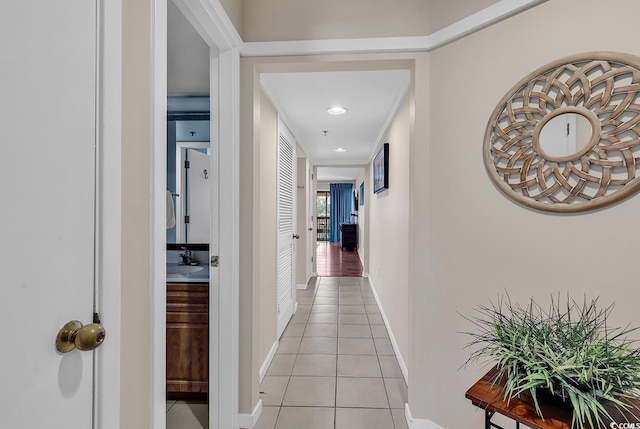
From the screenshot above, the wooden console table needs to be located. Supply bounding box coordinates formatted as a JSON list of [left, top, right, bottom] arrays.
[[465, 367, 640, 429]]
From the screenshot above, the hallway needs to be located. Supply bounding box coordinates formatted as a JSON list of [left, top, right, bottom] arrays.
[[316, 242, 363, 277], [255, 276, 408, 429]]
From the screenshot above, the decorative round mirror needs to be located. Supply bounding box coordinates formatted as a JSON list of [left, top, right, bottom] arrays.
[[483, 52, 640, 213]]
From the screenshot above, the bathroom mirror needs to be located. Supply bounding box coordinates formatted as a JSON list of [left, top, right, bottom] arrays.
[[166, 115, 211, 243], [483, 52, 640, 213], [174, 141, 210, 243]]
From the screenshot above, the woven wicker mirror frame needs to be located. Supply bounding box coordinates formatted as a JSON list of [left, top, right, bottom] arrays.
[[483, 52, 640, 213]]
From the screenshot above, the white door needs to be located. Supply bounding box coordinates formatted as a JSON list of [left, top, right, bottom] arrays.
[[276, 119, 297, 337], [0, 1, 102, 427], [186, 148, 211, 243], [175, 141, 209, 243]]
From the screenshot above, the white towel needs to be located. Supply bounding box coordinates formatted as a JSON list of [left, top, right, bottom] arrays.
[[166, 190, 176, 229]]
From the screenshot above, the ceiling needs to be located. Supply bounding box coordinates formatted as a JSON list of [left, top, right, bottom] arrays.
[[261, 70, 410, 167], [168, 2, 410, 181]]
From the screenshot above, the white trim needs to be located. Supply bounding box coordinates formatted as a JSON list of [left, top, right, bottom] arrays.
[[238, 399, 263, 429], [259, 341, 279, 383], [405, 404, 445, 429], [172, 0, 242, 50], [427, 0, 545, 51], [242, 36, 430, 57], [367, 277, 408, 383], [151, 1, 168, 429], [239, 0, 546, 57], [296, 283, 308, 290], [216, 47, 241, 429], [209, 53, 221, 429], [96, 0, 122, 426]]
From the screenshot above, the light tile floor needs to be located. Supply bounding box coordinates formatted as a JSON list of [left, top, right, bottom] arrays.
[[165, 276, 408, 429], [166, 400, 208, 429], [256, 276, 409, 429]]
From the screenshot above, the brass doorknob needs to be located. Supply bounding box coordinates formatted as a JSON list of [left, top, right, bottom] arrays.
[[56, 320, 106, 353], [293, 234, 300, 239]]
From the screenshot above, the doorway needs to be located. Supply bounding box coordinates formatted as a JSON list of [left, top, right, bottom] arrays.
[[157, 1, 240, 428]]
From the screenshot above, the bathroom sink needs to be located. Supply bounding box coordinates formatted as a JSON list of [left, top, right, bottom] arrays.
[[167, 264, 204, 275]]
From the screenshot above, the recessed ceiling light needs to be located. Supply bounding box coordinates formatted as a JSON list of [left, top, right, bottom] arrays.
[[334, 148, 346, 152], [327, 106, 347, 115]]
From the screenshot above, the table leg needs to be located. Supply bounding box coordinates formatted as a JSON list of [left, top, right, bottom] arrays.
[[484, 410, 519, 429]]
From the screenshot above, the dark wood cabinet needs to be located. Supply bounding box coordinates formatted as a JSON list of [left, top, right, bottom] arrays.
[[166, 282, 208, 400], [340, 223, 358, 251]]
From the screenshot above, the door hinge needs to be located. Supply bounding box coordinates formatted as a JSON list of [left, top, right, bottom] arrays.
[[185, 160, 190, 168], [311, 256, 314, 263], [210, 255, 219, 267], [184, 215, 190, 224]]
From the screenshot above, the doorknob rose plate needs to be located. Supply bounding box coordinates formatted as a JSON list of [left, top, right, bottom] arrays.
[[56, 320, 106, 353]]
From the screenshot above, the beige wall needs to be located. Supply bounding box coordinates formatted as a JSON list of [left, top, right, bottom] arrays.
[[121, 0, 152, 427], [368, 94, 411, 371], [426, 0, 501, 33], [219, 0, 242, 36], [258, 91, 278, 371], [413, 0, 640, 426], [239, 0, 503, 42], [239, 55, 259, 413], [241, 0, 430, 42]]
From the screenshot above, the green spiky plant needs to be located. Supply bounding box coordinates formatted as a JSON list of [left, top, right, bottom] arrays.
[[462, 294, 640, 428]]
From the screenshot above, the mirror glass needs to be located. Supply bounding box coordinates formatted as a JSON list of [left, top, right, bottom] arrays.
[[538, 113, 593, 158], [166, 118, 211, 244]]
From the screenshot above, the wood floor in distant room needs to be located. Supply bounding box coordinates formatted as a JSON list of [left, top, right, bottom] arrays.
[[316, 241, 363, 277]]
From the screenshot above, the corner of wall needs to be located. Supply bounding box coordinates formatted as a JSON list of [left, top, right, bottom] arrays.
[[405, 404, 445, 429], [238, 399, 263, 429]]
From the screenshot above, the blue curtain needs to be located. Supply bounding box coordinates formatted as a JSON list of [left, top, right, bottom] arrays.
[[329, 183, 353, 242]]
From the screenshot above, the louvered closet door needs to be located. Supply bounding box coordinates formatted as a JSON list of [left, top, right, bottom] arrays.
[[276, 119, 297, 338]]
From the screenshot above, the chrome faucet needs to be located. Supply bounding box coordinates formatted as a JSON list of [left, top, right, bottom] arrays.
[[179, 247, 198, 265]]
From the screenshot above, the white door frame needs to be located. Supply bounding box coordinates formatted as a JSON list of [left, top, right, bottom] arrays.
[[97, 0, 122, 427], [152, 1, 240, 428]]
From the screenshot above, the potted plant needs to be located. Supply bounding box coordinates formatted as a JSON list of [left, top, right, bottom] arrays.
[[462, 294, 640, 428]]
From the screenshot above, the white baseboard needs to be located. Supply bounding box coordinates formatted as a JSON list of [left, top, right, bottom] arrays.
[[362, 272, 369, 278], [296, 283, 307, 290], [238, 399, 263, 429], [405, 404, 444, 429], [259, 340, 278, 383], [367, 277, 408, 383]]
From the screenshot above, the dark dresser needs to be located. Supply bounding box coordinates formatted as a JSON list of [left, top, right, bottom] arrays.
[[340, 223, 358, 251]]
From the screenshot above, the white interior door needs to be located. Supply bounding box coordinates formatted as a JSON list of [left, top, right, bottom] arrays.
[[0, 0, 99, 426], [175, 141, 209, 243], [186, 148, 211, 243], [276, 119, 297, 338]]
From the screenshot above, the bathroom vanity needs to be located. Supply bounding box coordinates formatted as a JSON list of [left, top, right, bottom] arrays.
[[166, 281, 208, 399], [166, 246, 209, 400]]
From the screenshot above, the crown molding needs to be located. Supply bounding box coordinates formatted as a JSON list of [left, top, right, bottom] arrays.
[[173, 0, 243, 51], [239, 0, 547, 57]]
